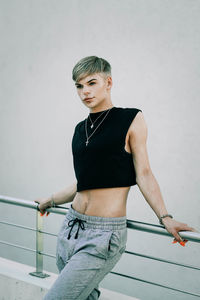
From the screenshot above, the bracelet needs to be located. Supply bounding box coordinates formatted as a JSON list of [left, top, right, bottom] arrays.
[[50, 194, 56, 208], [159, 214, 173, 225]]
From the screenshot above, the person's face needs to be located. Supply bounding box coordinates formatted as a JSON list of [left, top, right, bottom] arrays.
[[75, 73, 112, 109]]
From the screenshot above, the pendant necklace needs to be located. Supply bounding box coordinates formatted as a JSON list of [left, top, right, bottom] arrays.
[[85, 107, 114, 146], [88, 110, 107, 128]]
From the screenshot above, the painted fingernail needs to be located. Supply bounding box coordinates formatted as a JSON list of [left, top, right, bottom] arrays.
[[180, 241, 186, 246], [40, 212, 45, 216], [46, 212, 50, 216], [172, 240, 178, 244]]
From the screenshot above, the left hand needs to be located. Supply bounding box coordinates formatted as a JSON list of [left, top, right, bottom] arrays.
[[34, 197, 52, 216], [162, 217, 196, 246]]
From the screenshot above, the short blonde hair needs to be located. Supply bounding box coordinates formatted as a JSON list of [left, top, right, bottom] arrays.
[[72, 56, 111, 82]]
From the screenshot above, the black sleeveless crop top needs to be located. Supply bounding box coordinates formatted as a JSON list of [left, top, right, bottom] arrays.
[[72, 106, 142, 192]]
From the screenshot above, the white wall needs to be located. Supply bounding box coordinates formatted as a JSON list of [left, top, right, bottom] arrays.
[[1, 1, 200, 299]]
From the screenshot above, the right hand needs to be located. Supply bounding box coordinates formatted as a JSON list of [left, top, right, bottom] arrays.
[[34, 197, 51, 215]]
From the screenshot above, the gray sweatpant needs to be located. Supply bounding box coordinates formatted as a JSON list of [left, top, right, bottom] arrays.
[[43, 204, 127, 300]]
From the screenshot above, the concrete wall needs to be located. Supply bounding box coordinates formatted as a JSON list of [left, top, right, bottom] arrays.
[[0, 1, 200, 299], [0, 257, 138, 300]]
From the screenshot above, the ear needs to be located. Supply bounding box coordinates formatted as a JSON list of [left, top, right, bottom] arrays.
[[106, 76, 113, 90]]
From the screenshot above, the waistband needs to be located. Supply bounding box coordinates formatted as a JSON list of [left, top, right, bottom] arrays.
[[65, 204, 127, 230]]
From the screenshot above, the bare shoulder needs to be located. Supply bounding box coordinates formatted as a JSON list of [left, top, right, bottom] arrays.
[[128, 111, 147, 141]]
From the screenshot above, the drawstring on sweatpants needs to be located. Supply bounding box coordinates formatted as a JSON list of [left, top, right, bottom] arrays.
[[67, 218, 86, 239]]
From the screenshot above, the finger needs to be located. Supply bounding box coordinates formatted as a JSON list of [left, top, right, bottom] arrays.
[[35, 203, 45, 214], [172, 239, 178, 244], [172, 232, 183, 243], [178, 225, 196, 232], [186, 227, 196, 232], [172, 238, 188, 246], [39, 208, 46, 214], [179, 239, 188, 247], [46, 212, 50, 216]]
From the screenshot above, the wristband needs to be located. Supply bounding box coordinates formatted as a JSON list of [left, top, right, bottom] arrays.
[[159, 214, 173, 225]]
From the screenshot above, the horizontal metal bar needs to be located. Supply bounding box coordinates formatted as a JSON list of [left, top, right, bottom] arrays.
[[125, 250, 200, 271], [110, 271, 200, 298], [37, 230, 57, 237], [1, 195, 200, 243], [1, 237, 198, 275], [127, 219, 200, 243], [3, 237, 197, 271], [0, 221, 36, 232], [0, 195, 68, 215], [0, 240, 36, 253], [1, 236, 199, 297], [0, 240, 56, 259], [40, 251, 56, 259], [0, 220, 58, 237], [0, 196, 39, 210]]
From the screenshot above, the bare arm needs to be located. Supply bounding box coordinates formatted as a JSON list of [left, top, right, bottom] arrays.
[[34, 181, 77, 214], [128, 112, 194, 242]]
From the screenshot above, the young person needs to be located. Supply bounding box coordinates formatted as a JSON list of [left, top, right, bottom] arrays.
[[35, 56, 194, 300]]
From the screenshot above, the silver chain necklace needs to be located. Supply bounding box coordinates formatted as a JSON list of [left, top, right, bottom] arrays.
[[85, 107, 114, 146], [88, 110, 107, 128]]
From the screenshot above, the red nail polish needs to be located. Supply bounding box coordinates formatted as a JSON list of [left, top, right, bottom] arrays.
[[180, 241, 186, 246]]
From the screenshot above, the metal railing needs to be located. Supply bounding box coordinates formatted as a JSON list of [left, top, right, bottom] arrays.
[[0, 195, 200, 298]]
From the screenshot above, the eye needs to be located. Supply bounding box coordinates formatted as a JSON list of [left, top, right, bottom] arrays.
[[76, 85, 82, 89], [89, 82, 96, 85]]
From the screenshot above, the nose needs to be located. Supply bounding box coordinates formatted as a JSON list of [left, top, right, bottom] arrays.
[[82, 85, 90, 95]]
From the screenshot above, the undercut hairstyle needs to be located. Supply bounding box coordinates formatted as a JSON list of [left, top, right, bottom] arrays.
[[72, 56, 112, 82]]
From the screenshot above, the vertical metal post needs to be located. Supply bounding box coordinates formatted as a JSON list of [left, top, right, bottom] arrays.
[[29, 210, 49, 278]]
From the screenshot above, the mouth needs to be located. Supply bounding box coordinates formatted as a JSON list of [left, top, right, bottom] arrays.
[[84, 97, 94, 102]]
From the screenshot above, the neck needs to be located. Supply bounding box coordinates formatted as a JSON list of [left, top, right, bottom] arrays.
[[89, 101, 114, 114]]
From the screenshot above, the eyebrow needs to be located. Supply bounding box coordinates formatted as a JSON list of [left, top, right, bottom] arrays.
[[75, 78, 97, 86]]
